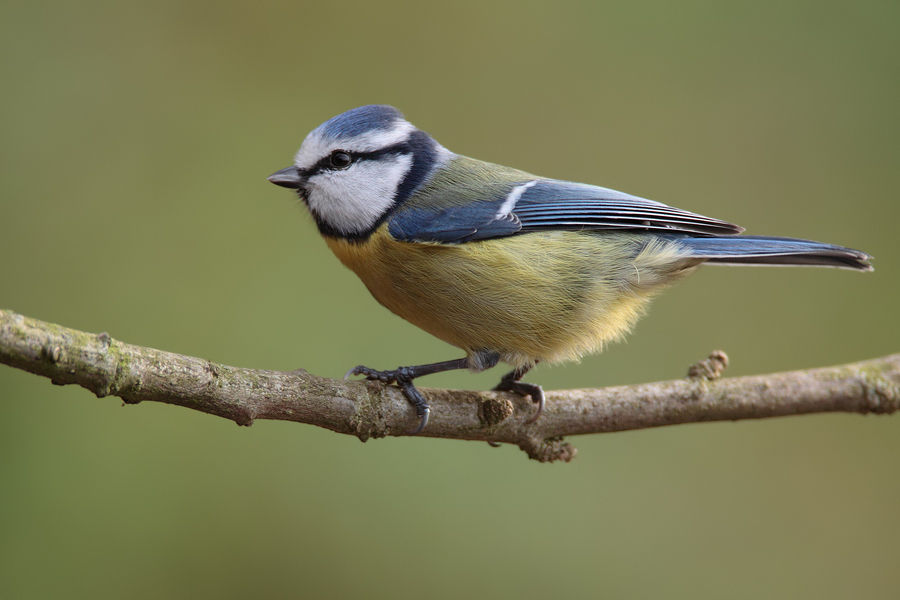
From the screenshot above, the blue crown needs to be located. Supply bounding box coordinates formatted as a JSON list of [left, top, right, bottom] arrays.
[[319, 105, 405, 140]]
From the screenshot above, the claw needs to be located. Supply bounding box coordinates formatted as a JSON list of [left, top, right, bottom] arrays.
[[407, 406, 429, 435], [399, 380, 430, 436], [524, 385, 544, 424]]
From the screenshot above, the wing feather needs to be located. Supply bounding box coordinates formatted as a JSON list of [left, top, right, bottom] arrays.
[[388, 178, 742, 243]]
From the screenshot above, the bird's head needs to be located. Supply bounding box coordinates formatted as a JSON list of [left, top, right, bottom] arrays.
[[268, 105, 450, 239]]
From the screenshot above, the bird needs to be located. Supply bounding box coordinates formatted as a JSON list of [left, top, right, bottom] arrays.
[[268, 105, 872, 435]]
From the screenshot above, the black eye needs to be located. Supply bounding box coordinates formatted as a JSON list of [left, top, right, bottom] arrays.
[[329, 151, 352, 169]]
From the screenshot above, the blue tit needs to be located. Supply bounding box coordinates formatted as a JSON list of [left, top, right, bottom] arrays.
[[268, 105, 872, 434]]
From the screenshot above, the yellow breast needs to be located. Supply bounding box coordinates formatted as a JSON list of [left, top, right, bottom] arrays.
[[325, 225, 694, 369]]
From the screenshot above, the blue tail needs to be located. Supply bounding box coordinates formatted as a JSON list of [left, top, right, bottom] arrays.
[[679, 236, 872, 271]]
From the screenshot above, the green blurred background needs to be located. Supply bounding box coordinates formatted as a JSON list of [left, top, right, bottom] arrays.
[[2, 0, 898, 598]]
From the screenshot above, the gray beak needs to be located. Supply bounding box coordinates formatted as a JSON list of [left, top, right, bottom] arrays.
[[267, 166, 305, 189]]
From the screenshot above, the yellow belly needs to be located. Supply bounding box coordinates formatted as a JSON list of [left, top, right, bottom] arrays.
[[325, 226, 695, 369]]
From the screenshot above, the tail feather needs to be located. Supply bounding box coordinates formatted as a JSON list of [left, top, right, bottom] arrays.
[[679, 235, 873, 271]]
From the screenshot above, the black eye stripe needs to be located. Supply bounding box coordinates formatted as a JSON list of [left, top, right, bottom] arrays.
[[304, 142, 410, 177]]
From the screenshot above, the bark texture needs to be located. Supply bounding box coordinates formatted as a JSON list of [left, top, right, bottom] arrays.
[[2, 308, 897, 462]]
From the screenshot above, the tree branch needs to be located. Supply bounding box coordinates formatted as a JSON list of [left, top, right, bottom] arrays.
[[2, 308, 898, 462]]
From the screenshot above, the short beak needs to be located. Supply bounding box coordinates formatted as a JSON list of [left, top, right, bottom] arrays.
[[267, 166, 305, 189]]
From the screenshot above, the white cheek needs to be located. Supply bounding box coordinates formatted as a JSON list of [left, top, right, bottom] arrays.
[[307, 154, 413, 234]]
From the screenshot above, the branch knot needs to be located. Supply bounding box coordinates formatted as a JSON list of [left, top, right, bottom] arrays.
[[858, 373, 900, 414]]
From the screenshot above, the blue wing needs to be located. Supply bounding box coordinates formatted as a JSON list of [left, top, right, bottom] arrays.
[[388, 179, 743, 243]]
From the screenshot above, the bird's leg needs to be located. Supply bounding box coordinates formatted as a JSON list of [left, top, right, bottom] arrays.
[[345, 358, 471, 435], [493, 363, 544, 424]]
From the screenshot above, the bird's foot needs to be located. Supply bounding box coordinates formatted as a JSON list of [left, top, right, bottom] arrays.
[[345, 365, 430, 435], [344, 364, 415, 385], [493, 373, 544, 424]]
